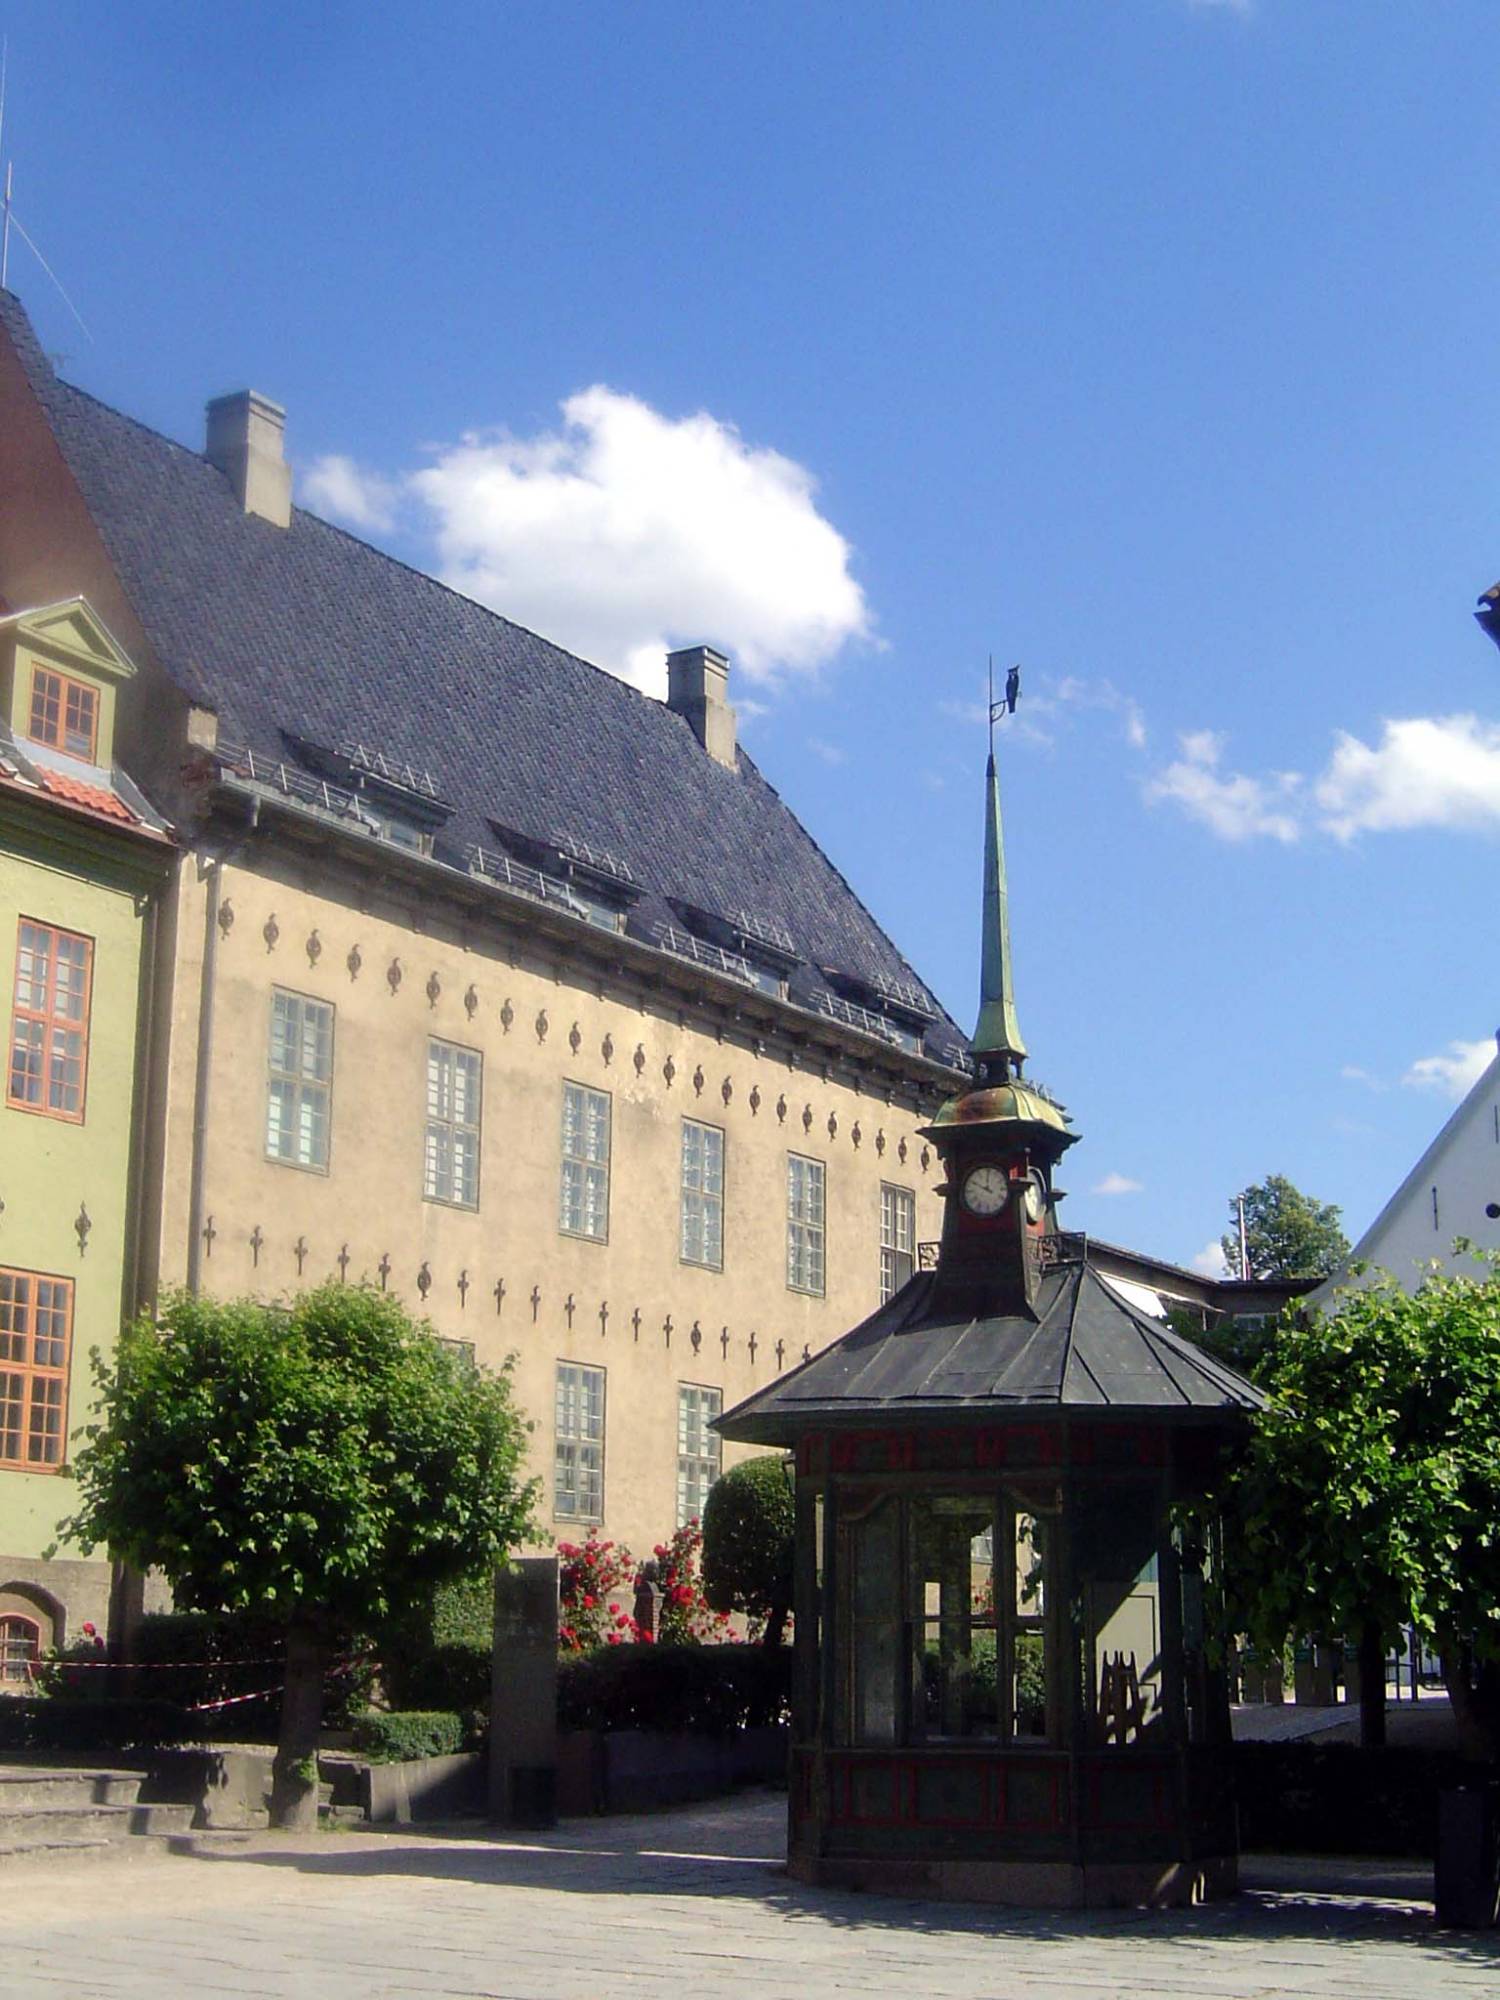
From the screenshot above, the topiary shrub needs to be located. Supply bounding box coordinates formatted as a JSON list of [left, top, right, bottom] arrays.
[[702, 1456, 794, 1645], [557, 1643, 791, 1737], [0, 1697, 192, 1755], [351, 1709, 465, 1763]]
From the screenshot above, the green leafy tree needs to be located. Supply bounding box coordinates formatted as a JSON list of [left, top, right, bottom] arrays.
[[1216, 1262, 1500, 1757], [701, 1456, 794, 1646], [62, 1285, 536, 1826], [1221, 1173, 1349, 1280]]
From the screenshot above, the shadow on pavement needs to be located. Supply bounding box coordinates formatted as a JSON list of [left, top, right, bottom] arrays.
[[163, 1792, 1500, 1973]]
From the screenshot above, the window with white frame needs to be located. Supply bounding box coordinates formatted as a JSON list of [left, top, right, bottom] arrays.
[[560, 1082, 610, 1240], [677, 1383, 722, 1526], [787, 1153, 826, 1295], [424, 1039, 481, 1207], [266, 990, 333, 1170], [880, 1183, 916, 1301], [680, 1119, 724, 1269], [555, 1361, 605, 1521]]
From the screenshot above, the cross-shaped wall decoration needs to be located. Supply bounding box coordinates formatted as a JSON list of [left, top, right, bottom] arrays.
[[564, 1293, 576, 1328], [294, 1236, 308, 1276], [250, 1225, 265, 1268], [632, 1308, 642, 1342], [775, 1338, 785, 1371], [337, 1243, 350, 1280], [74, 1203, 91, 1256], [458, 1269, 470, 1308], [690, 1320, 702, 1353], [748, 1330, 758, 1363], [378, 1252, 391, 1290], [494, 1277, 506, 1316], [531, 1285, 542, 1322], [201, 1215, 217, 1260], [720, 1326, 730, 1359], [599, 1301, 609, 1337], [663, 1314, 673, 1349], [803, 1344, 812, 1363]]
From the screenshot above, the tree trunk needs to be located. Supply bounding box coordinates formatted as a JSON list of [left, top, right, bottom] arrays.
[[1357, 1621, 1386, 1749], [762, 1595, 789, 1648], [1442, 1638, 1500, 1764], [270, 1622, 326, 1829]]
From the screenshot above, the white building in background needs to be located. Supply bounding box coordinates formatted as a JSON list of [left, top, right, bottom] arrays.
[[1308, 1033, 1500, 1308]]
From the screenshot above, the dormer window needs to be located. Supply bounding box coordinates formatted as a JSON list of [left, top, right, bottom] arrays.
[[29, 668, 99, 762]]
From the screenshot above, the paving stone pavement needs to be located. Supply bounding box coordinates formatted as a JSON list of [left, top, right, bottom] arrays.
[[1, 1790, 1496, 2000]]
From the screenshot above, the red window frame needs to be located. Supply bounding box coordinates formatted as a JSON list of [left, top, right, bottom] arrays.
[[28, 666, 99, 763], [7, 919, 94, 1122], [0, 1269, 73, 1472], [0, 1613, 42, 1682]]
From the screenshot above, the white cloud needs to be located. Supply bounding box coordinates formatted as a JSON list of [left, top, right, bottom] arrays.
[[1092, 1171, 1144, 1197], [939, 673, 1146, 753], [1145, 730, 1301, 843], [301, 454, 400, 533], [1402, 1037, 1496, 1100], [399, 386, 871, 696], [1339, 1064, 1387, 1093], [808, 737, 847, 766], [1315, 716, 1500, 840], [1190, 1240, 1230, 1278]]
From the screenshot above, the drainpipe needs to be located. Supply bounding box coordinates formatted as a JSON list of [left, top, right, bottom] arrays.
[[121, 877, 163, 1318], [185, 798, 258, 1295]]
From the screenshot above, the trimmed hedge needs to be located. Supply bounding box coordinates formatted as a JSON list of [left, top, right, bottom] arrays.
[[1235, 1741, 1490, 1857], [352, 1709, 466, 1763], [0, 1697, 193, 1755], [557, 1643, 791, 1737]]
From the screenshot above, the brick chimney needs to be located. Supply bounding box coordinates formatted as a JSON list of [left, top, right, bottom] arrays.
[[205, 390, 291, 528], [666, 644, 737, 770]]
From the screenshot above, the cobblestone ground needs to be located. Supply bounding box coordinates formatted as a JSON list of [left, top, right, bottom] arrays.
[[2, 1792, 1497, 1999]]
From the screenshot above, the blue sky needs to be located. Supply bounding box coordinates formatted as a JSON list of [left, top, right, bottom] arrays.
[[5, 1, 1498, 1271]]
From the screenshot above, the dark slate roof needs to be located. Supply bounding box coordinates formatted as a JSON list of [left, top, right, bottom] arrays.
[[0, 291, 961, 1057], [718, 1246, 1264, 1444]]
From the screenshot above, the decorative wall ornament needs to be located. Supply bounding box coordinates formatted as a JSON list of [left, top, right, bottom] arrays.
[[347, 943, 363, 981], [217, 899, 235, 938], [337, 1243, 350, 1279], [426, 971, 442, 1008], [458, 1269, 470, 1308], [721, 1077, 733, 1105], [377, 1252, 390, 1290], [851, 1122, 862, 1149], [569, 1022, 582, 1055], [599, 1301, 609, 1337], [776, 1094, 787, 1124], [690, 1320, 702, 1354], [535, 1010, 549, 1042], [803, 1344, 812, 1363], [720, 1326, 730, 1359], [749, 1085, 761, 1116], [663, 1313, 673, 1349], [633, 1044, 646, 1075], [387, 958, 403, 994], [464, 983, 479, 1019], [250, 1225, 265, 1269], [748, 1330, 758, 1363], [692, 1064, 705, 1097], [564, 1293, 576, 1329], [802, 1104, 814, 1133], [417, 1262, 432, 1299], [921, 1146, 931, 1171], [827, 1112, 838, 1140], [262, 914, 280, 953], [74, 1203, 91, 1255], [201, 1215, 217, 1260], [602, 1033, 614, 1066], [531, 1285, 542, 1321], [294, 1236, 309, 1276], [775, 1338, 786, 1371], [500, 998, 514, 1034], [305, 930, 322, 967], [875, 1129, 886, 1156], [632, 1307, 642, 1342], [898, 1137, 908, 1163], [663, 1055, 676, 1087], [494, 1277, 507, 1315]]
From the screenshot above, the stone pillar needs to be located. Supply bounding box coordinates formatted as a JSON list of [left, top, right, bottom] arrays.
[[490, 1558, 558, 1826]]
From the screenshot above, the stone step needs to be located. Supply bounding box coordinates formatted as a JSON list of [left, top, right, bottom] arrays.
[[0, 1768, 144, 1811], [0, 1801, 197, 1848]]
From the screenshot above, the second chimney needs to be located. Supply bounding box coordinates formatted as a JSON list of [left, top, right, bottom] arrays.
[[205, 390, 292, 529], [666, 644, 737, 770]]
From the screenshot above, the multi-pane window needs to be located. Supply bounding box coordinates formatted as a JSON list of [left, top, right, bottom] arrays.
[[265, 990, 333, 1170], [424, 1039, 481, 1207], [676, 1383, 723, 1526], [680, 1120, 725, 1269], [8, 920, 92, 1121], [0, 1615, 42, 1683], [787, 1153, 826, 1295], [28, 667, 99, 761], [0, 1269, 72, 1470], [560, 1082, 610, 1240], [555, 1361, 605, 1521], [880, 1183, 916, 1302]]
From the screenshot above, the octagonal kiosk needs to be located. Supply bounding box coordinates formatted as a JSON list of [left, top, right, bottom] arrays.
[[718, 734, 1262, 1907]]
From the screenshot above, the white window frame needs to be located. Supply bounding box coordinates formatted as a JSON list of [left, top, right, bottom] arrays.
[[880, 1182, 916, 1302], [560, 1082, 611, 1241], [787, 1152, 826, 1296], [680, 1119, 725, 1270], [677, 1383, 723, 1527], [265, 989, 333, 1172], [555, 1361, 606, 1522], [424, 1038, 482, 1209]]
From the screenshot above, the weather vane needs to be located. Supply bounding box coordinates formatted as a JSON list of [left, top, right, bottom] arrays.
[[986, 656, 1020, 756]]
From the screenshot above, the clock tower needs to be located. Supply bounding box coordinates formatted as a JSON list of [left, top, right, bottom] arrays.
[[923, 729, 1078, 1321]]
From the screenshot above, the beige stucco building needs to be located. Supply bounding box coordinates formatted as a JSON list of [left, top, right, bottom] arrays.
[[1, 289, 965, 1629]]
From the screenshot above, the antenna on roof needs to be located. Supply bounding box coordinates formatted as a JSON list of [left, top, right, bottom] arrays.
[[0, 48, 91, 342]]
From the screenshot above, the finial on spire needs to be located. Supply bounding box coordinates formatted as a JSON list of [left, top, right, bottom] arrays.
[[973, 660, 1027, 1077]]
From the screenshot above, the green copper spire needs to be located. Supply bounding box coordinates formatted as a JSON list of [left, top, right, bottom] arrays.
[[972, 742, 1028, 1073]]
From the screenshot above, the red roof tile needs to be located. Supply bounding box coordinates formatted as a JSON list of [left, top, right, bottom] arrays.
[[37, 767, 140, 824]]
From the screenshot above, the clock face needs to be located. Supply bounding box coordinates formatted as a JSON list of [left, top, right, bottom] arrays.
[[1022, 1176, 1045, 1223], [961, 1164, 1010, 1217]]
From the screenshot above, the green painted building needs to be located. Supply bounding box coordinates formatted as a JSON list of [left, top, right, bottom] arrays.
[[0, 599, 171, 1681]]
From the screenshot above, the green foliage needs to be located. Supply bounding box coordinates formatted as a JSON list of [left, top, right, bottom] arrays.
[[701, 1456, 794, 1643], [648, 1522, 735, 1645], [1216, 1262, 1500, 1754], [375, 1573, 493, 1714], [63, 1285, 538, 1639], [351, 1709, 465, 1763], [0, 1697, 192, 1755], [1234, 1742, 1474, 1858], [557, 1642, 791, 1736], [1221, 1173, 1349, 1280]]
